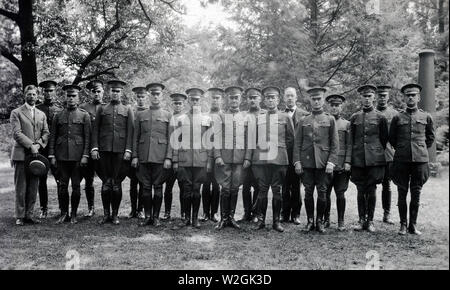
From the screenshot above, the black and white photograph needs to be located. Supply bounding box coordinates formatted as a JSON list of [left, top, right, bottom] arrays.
[[0, 0, 449, 275]]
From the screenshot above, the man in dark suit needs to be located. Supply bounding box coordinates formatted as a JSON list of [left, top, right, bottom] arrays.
[[350, 85, 389, 233], [79, 80, 105, 217], [48, 85, 91, 224], [10, 85, 50, 225], [91, 79, 134, 225], [281, 87, 308, 225], [293, 87, 339, 233], [390, 83, 435, 235], [36, 80, 62, 218], [252, 86, 295, 233], [132, 83, 173, 227]]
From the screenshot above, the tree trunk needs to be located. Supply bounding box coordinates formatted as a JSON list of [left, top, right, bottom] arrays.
[[438, 0, 445, 33], [18, 0, 37, 88]]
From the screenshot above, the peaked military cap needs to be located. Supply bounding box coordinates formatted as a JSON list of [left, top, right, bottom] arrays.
[[326, 94, 345, 104], [170, 93, 188, 101], [38, 80, 57, 89], [357, 84, 377, 94], [185, 88, 205, 97], [401, 83, 422, 94], [86, 80, 104, 90], [107, 79, 127, 88], [62, 84, 82, 92], [262, 86, 281, 96]]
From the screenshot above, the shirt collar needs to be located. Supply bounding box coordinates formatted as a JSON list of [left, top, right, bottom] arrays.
[[25, 102, 35, 111]]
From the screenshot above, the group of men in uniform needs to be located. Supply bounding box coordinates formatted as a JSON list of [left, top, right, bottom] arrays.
[[10, 79, 435, 236]]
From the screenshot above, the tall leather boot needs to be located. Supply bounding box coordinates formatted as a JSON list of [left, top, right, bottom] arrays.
[[111, 183, 122, 225], [70, 188, 81, 224], [140, 193, 153, 226], [192, 193, 201, 228], [99, 180, 112, 224], [128, 179, 138, 218], [162, 188, 172, 220], [272, 193, 284, 232], [337, 195, 346, 231], [408, 202, 421, 235], [184, 195, 192, 226], [255, 194, 268, 230], [398, 189, 408, 235], [316, 196, 326, 233], [303, 195, 315, 232], [367, 189, 376, 232], [215, 193, 228, 230], [355, 191, 366, 231], [153, 190, 163, 227], [229, 190, 240, 229], [85, 185, 95, 217]]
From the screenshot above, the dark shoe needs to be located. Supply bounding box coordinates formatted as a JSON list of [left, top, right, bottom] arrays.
[[211, 213, 219, 223], [354, 219, 366, 231], [255, 220, 265, 230], [367, 221, 376, 233], [181, 212, 186, 221], [398, 223, 407, 235], [56, 213, 69, 224], [185, 217, 191, 226], [140, 217, 153, 226], [229, 218, 240, 229], [293, 217, 301, 225], [337, 220, 346, 231], [161, 212, 171, 220], [303, 219, 315, 232], [24, 217, 41, 224], [408, 224, 422, 235], [128, 210, 137, 219], [153, 217, 161, 227], [316, 220, 325, 233], [70, 215, 78, 224], [324, 219, 331, 228], [383, 212, 395, 224], [99, 215, 112, 224], [112, 215, 120, 225], [85, 207, 95, 217], [280, 215, 286, 223], [200, 213, 210, 222], [272, 222, 284, 232], [192, 218, 201, 229], [39, 208, 48, 219], [137, 211, 145, 219], [240, 213, 251, 222], [16, 218, 24, 226], [215, 220, 226, 230]]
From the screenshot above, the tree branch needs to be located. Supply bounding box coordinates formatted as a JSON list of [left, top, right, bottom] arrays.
[[158, 0, 184, 14], [322, 38, 357, 86], [0, 45, 21, 70], [342, 69, 381, 95], [138, 0, 153, 25], [0, 7, 19, 23], [74, 66, 119, 84]]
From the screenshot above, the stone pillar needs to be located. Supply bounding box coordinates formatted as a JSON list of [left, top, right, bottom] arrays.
[[418, 49, 438, 173]]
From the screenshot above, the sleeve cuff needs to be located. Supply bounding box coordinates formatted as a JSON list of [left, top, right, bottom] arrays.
[[82, 155, 89, 158], [294, 161, 301, 166], [125, 149, 132, 154], [327, 162, 335, 167], [91, 148, 98, 152], [48, 155, 55, 159]]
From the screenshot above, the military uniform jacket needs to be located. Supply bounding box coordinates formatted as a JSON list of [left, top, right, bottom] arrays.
[[251, 109, 295, 166], [389, 108, 435, 163], [378, 106, 398, 162], [91, 101, 134, 153], [10, 104, 50, 161], [36, 101, 62, 128], [172, 110, 212, 168], [213, 109, 251, 164], [132, 106, 172, 164], [293, 110, 339, 169], [349, 107, 388, 167], [48, 107, 91, 161], [79, 101, 105, 124], [334, 116, 352, 171]]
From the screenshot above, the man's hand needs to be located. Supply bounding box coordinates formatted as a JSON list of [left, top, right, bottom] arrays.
[[295, 162, 303, 175], [243, 160, 251, 169], [50, 157, 57, 167], [123, 151, 132, 161], [131, 158, 139, 168], [30, 144, 40, 154], [206, 161, 212, 173], [344, 163, 351, 172], [325, 162, 334, 174], [80, 156, 88, 166], [91, 150, 100, 160], [163, 159, 172, 169], [216, 157, 225, 167], [173, 162, 178, 173]]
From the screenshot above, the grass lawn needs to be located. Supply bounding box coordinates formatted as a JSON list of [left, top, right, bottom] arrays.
[[0, 164, 448, 270]]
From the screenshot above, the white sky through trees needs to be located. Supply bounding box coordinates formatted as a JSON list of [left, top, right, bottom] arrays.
[[181, 0, 234, 28]]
